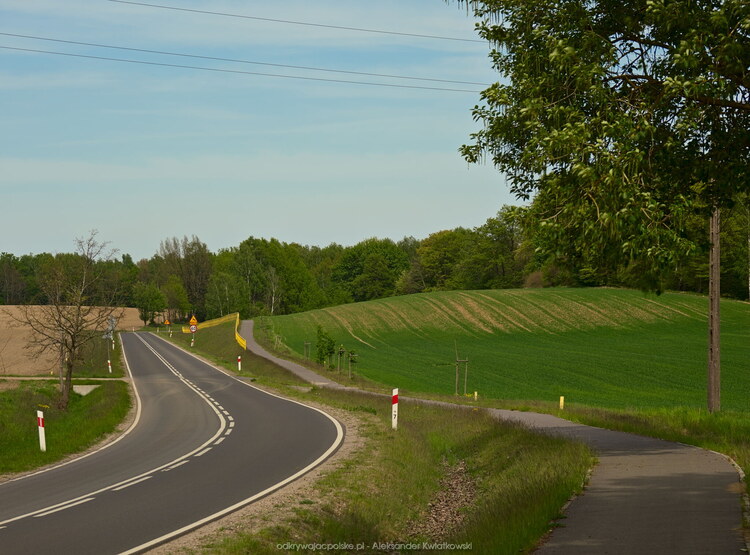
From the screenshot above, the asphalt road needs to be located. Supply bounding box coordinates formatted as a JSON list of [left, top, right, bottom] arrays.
[[0, 332, 343, 554], [490, 410, 746, 554]]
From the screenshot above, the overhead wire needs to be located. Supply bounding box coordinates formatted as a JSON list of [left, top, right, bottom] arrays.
[[106, 0, 485, 44], [0, 45, 484, 93], [0, 32, 491, 87]]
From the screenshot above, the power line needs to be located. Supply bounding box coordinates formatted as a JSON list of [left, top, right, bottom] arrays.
[[0, 32, 490, 87], [0, 45, 483, 93], [107, 0, 485, 44]]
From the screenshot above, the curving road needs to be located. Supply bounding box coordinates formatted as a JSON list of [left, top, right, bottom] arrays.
[[0, 332, 343, 554]]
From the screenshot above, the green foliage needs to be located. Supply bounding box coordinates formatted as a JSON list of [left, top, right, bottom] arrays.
[[204, 271, 247, 319], [132, 282, 166, 326], [315, 325, 336, 367], [332, 238, 409, 302], [161, 274, 191, 322], [458, 0, 750, 288]]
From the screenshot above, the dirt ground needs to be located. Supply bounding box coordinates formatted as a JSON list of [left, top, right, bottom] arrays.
[[0, 306, 142, 376]]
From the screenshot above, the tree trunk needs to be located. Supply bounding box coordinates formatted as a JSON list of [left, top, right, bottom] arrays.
[[59, 358, 74, 410], [708, 207, 721, 413]]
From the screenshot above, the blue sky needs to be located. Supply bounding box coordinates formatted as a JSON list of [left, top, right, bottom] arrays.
[[0, 0, 513, 261]]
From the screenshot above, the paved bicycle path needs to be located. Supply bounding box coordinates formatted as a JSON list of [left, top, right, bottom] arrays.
[[240, 320, 746, 553]]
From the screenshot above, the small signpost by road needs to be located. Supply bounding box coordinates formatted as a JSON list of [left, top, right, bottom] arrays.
[[165, 318, 172, 337], [189, 315, 198, 347], [237, 355, 242, 372]]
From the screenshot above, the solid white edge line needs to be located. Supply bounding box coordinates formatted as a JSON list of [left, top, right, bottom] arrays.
[[0, 332, 143, 486], [120, 333, 345, 555], [194, 448, 212, 457], [0, 333, 227, 528], [33, 497, 96, 518]]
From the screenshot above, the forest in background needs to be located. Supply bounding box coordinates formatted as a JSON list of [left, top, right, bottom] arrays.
[[2, 200, 749, 324]]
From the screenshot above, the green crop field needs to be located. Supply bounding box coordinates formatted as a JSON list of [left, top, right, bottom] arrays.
[[261, 287, 750, 412]]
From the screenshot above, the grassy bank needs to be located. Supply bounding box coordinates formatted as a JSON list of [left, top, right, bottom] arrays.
[[161, 321, 593, 554], [262, 288, 750, 411], [0, 379, 131, 473], [0, 331, 130, 473]]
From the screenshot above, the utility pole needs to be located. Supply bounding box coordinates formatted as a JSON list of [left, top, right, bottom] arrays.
[[708, 207, 721, 412]]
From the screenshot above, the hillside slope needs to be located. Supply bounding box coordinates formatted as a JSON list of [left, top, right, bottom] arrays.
[[263, 288, 750, 410]]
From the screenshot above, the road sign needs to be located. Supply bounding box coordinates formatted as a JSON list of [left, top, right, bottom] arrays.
[[164, 319, 171, 326], [189, 315, 198, 326], [189, 325, 197, 333]]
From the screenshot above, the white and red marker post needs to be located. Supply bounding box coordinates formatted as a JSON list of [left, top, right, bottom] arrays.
[[391, 388, 399, 430], [37, 410, 46, 452], [237, 355, 242, 372]]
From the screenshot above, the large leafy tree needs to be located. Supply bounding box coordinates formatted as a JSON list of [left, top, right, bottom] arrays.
[[133, 282, 167, 326], [457, 0, 750, 411]]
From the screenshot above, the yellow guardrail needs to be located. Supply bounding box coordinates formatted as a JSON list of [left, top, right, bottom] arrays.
[[181, 313, 237, 333], [181, 312, 247, 350], [234, 313, 247, 350]]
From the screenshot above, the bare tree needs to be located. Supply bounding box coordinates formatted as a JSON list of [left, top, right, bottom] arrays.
[[6, 231, 123, 410]]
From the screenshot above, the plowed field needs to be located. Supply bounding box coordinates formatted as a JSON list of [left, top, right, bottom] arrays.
[[0, 307, 141, 376]]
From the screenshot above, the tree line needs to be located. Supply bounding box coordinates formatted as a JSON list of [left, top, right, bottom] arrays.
[[1, 201, 749, 323]]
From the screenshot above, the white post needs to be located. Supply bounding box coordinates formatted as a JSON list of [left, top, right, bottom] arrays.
[[37, 410, 46, 452], [107, 359, 112, 373], [559, 396, 565, 410], [237, 355, 242, 372], [391, 388, 399, 430]]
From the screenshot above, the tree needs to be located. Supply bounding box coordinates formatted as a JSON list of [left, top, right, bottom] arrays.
[[161, 275, 191, 323], [315, 325, 336, 367], [333, 238, 410, 300], [459, 206, 527, 289], [159, 236, 213, 319], [457, 0, 750, 412], [133, 282, 166, 326], [5, 232, 123, 410], [417, 228, 475, 290], [351, 253, 396, 300], [205, 271, 247, 318]]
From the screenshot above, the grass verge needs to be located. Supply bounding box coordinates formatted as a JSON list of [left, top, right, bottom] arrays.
[[160, 322, 593, 554], [0, 379, 130, 473]]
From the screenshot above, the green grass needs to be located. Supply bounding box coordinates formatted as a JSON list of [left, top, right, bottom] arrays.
[[0, 379, 131, 473], [159, 323, 306, 386], [262, 287, 750, 411], [160, 321, 593, 554], [75, 332, 125, 378], [261, 287, 750, 507]]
